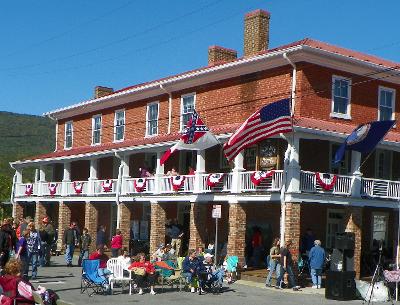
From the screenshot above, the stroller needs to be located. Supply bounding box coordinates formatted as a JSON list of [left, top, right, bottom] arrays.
[[298, 254, 310, 276]]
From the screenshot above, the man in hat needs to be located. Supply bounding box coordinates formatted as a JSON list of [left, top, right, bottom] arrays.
[[198, 252, 224, 294], [42, 217, 55, 266]]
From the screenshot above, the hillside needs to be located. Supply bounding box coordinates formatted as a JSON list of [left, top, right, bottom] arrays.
[[0, 111, 55, 200]]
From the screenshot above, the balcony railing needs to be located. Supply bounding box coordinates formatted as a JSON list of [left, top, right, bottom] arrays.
[[93, 179, 118, 195], [160, 175, 195, 193], [300, 171, 353, 195], [125, 178, 156, 194], [361, 178, 400, 199], [200, 173, 232, 192], [240, 171, 283, 192]]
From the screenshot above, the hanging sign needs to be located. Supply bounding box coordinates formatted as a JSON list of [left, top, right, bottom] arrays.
[[212, 204, 222, 219]]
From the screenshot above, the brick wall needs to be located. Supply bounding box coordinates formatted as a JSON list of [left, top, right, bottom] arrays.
[[70, 203, 85, 234], [344, 206, 363, 279], [188, 203, 207, 250], [284, 202, 301, 269], [57, 202, 72, 250], [149, 202, 166, 254], [14, 202, 24, 221], [35, 202, 48, 228], [119, 203, 133, 250], [85, 202, 99, 253], [227, 203, 246, 265]]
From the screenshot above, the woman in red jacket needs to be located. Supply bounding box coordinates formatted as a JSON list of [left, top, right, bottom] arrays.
[[128, 253, 157, 295], [110, 230, 123, 258]]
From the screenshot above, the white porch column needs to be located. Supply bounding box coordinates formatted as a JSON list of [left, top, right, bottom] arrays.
[[351, 151, 362, 197], [88, 159, 98, 195], [15, 168, 23, 184], [39, 165, 46, 182], [231, 151, 245, 193], [120, 154, 130, 194], [155, 152, 165, 194], [286, 134, 301, 193], [194, 150, 206, 193], [62, 162, 71, 196]]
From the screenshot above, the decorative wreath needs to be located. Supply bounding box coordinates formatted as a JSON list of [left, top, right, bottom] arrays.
[[102, 179, 113, 192], [134, 178, 147, 193], [48, 183, 58, 196], [250, 171, 274, 186], [315, 172, 337, 191], [171, 176, 185, 191], [73, 181, 84, 194], [206, 173, 224, 188], [25, 184, 33, 196]]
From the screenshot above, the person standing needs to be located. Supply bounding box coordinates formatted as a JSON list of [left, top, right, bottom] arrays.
[[26, 222, 41, 279], [0, 220, 12, 269], [96, 225, 107, 248], [15, 229, 30, 279], [42, 217, 55, 266], [251, 227, 263, 268], [265, 237, 280, 287], [78, 227, 91, 267], [110, 229, 123, 258], [301, 228, 316, 255], [170, 220, 183, 257], [308, 240, 326, 288], [38, 225, 48, 267], [64, 222, 78, 267], [275, 240, 300, 291]]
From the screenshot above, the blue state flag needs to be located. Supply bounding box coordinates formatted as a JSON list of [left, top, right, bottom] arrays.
[[333, 120, 396, 165]]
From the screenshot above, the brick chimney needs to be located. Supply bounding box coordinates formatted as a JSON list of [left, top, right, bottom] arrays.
[[243, 9, 270, 57], [94, 86, 114, 99], [208, 45, 237, 66]]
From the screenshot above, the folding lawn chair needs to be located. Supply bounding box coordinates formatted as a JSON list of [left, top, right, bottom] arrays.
[[155, 260, 182, 292], [80, 259, 109, 297], [226, 256, 239, 282]]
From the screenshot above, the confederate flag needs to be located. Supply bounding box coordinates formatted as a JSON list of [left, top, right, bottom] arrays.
[[160, 110, 219, 165]]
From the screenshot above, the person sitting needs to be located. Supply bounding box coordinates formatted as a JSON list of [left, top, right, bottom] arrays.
[[166, 167, 179, 176], [182, 249, 201, 293], [188, 166, 195, 175], [162, 244, 176, 262], [89, 244, 111, 279], [139, 166, 152, 178], [117, 248, 132, 270], [206, 240, 215, 255], [197, 253, 224, 295], [196, 247, 205, 260], [128, 253, 157, 295], [151, 243, 165, 262]]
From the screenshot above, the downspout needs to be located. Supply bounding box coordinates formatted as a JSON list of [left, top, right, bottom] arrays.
[[160, 84, 172, 134], [280, 52, 297, 244], [114, 152, 124, 229]]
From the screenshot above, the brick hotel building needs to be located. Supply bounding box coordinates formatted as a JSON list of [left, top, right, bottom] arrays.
[[11, 10, 400, 278]]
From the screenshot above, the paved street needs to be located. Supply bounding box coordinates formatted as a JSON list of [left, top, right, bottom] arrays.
[[27, 255, 392, 305]]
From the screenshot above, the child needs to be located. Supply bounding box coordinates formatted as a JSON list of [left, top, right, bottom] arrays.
[[78, 228, 91, 267], [111, 230, 123, 258], [15, 230, 29, 279]]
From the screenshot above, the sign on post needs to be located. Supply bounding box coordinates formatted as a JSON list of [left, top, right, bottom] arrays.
[[212, 204, 221, 218]]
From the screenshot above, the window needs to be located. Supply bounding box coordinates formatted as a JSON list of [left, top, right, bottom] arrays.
[[64, 121, 73, 149], [146, 102, 159, 136], [114, 110, 125, 142], [375, 149, 392, 179], [326, 209, 345, 249], [331, 76, 351, 119], [371, 212, 388, 247], [92, 115, 102, 145], [330, 143, 351, 175], [180, 93, 195, 131], [378, 87, 395, 121]]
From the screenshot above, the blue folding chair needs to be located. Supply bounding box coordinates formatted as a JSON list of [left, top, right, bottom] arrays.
[[80, 259, 109, 297]]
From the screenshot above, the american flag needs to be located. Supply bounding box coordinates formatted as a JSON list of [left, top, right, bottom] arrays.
[[223, 98, 293, 162], [160, 110, 219, 165]]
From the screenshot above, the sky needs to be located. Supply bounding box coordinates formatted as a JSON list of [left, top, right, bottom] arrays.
[[1, 0, 400, 116]]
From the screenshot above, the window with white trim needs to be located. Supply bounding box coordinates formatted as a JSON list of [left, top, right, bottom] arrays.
[[331, 76, 351, 119], [180, 93, 195, 131], [146, 102, 159, 136], [375, 149, 392, 180], [114, 110, 125, 142], [371, 212, 388, 248], [92, 115, 102, 145], [378, 87, 395, 121], [64, 121, 73, 149], [326, 209, 345, 249]]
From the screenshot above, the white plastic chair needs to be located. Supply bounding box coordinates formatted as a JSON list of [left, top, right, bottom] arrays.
[[106, 258, 133, 294]]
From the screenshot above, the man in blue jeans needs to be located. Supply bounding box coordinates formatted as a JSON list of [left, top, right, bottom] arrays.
[[64, 222, 78, 267], [275, 240, 300, 291], [308, 240, 325, 288], [182, 249, 201, 293]]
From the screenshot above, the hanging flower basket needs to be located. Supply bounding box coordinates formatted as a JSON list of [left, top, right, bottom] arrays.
[[25, 184, 33, 196], [171, 176, 185, 191], [48, 183, 58, 196], [315, 172, 337, 191], [134, 178, 147, 193], [73, 181, 84, 194], [250, 171, 274, 186], [206, 173, 224, 188], [102, 179, 113, 192]]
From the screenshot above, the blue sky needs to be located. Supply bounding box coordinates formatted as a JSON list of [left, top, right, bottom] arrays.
[[1, 0, 399, 116]]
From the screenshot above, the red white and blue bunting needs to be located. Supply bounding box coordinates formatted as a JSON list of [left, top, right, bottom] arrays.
[[134, 178, 147, 193], [73, 181, 84, 194], [171, 176, 185, 191], [207, 173, 225, 188], [25, 184, 33, 196], [48, 183, 58, 196], [250, 171, 274, 186], [315, 172, 337, 191], [102, 180, 113, 192]]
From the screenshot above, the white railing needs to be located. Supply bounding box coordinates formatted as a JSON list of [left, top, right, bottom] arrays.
[[200, 173, 232, 192], [300, 171, 353, 195], [65, 181, 88, 196], [361, 178, 400, 199], [240, 170, 283, 192], [94, 179, 118, 195], [40, 182, 62, 197], [15, 183, 38, 197], [160, 175, 195, 193], [124, 178, 156, 194]]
